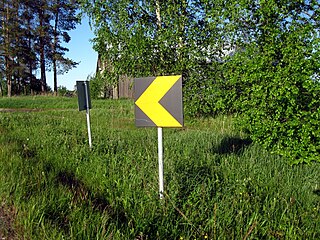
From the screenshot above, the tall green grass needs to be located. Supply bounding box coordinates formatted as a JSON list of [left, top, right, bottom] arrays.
[[0, 97, 319, 239]]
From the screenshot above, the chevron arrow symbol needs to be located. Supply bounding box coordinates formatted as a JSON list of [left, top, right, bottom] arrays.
[[135, 75, 183, 127]]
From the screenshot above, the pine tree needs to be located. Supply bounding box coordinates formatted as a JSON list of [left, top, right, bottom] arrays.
[[0, 0, 16, 96], [20, 0, 38, 95], [50, 0, 79, 95], [0, 0, 80, 96], [33, 0, 52, 93]]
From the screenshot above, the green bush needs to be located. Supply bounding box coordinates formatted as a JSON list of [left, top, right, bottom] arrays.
[[223, 30, 320, 164]]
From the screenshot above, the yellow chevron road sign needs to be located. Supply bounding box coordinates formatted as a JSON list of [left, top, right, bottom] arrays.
[[135, 75, 183, 127]]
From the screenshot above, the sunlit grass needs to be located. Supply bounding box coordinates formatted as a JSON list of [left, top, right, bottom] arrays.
[[0, 96, 319, 239]]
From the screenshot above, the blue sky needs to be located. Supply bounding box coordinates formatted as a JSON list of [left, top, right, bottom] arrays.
[[46, 17, 98, 91]]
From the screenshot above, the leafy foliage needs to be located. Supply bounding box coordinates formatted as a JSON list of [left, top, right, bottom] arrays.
[[81, 0, 221, 82], [87, 73, 113, 99], [81, 0, 320, 163], [218, 1, 320, 164]]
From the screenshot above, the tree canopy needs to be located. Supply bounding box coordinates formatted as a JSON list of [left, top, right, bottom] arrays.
[[81, 0, 320, 164]]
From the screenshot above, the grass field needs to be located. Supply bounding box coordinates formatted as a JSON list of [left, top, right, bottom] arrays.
[[0, 96, 319, 239]]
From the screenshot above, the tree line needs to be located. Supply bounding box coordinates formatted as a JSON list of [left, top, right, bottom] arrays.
[[81, 0, 320, 164], [0, 0, 80, 97]]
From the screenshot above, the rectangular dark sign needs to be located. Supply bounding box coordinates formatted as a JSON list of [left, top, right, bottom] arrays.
[[76, 81, 92, 111]]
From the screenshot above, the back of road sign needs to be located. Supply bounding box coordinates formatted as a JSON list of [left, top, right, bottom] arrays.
[[77, 81, 92, 111]]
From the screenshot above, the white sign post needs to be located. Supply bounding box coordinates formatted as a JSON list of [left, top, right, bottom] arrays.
[[158, 127, 164, 199], [84, 82, 92, 149]]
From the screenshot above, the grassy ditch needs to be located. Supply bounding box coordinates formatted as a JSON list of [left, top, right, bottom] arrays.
[[0, 96, 319, 239]]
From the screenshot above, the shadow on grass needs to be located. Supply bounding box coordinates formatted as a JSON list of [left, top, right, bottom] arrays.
[[7, 137, 38, 160], [313, 189, 320, 196], [215, 136, 252, 155], [55, 170, 129, 228], [172, 161, 224, 203]]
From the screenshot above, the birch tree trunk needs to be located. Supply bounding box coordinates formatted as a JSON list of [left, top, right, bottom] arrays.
[[155, 0, 161, 28]]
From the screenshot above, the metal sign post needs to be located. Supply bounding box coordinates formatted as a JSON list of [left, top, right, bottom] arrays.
[[158, 127, 164, 199], [77, 81, 92, 149], [84, 82, 92, 149]]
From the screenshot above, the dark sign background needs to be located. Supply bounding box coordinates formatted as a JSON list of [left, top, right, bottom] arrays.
[[76, 81, 92, 111]]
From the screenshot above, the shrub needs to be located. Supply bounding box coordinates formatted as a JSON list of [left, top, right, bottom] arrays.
[[223, 30, 320, 164]]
